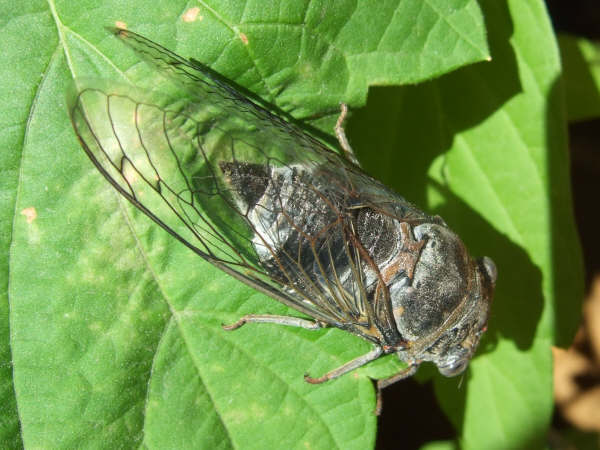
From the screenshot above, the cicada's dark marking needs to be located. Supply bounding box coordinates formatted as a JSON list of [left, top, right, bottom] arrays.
[[68, 28, 497, 398]]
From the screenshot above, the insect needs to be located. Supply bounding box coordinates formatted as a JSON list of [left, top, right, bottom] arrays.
[[69, 28, 497, 397]]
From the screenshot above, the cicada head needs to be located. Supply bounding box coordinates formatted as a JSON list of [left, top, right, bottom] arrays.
[[426, 254, 496, 377], [391, 223, 497, 377]]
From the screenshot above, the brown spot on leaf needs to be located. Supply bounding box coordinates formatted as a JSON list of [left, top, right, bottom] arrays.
[[21, 207, 37, 224], [239, 33, 249, 45], [182, 7, 202, 22], [115, 21, 127, 29]]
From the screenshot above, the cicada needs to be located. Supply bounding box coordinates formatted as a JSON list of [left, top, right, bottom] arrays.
[[68, 28, 497, 396]]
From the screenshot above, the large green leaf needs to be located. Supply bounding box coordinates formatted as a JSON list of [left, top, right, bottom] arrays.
[[3, 1, 492, 449], [351, 0, 583, 448]]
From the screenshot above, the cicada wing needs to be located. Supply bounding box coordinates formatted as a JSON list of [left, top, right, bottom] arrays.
[[69, 81, 319, 320], [68, 30, 406, 345], [109, 27, 339, 171]]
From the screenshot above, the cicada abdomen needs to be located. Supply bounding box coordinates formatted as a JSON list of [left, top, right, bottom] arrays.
[[68, 28, 497, 394]]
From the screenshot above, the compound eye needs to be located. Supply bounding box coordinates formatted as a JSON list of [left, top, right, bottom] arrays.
[[438, 359, 469, 377]]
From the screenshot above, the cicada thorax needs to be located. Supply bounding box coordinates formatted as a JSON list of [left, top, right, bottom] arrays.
[[218, 158, 446, 349]]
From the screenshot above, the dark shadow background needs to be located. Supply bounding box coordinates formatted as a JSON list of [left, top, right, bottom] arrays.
[[351, 0, 600, 448]]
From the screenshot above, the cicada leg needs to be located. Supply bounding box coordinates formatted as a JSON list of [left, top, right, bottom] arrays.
[[304, 346, 384, 384], [375, 363, 420, 415], [335, 103, 360, 166], [376, 363, 420, 389], [222, 314, 326, 331]]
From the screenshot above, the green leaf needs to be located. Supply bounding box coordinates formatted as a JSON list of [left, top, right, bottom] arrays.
[[350, 0, 583, 448], [4, 0, 490, 449], [558, 33, 600, 122]]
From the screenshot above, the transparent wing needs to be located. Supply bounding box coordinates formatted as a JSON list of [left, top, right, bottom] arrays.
[[68, 28, 417, 346]]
